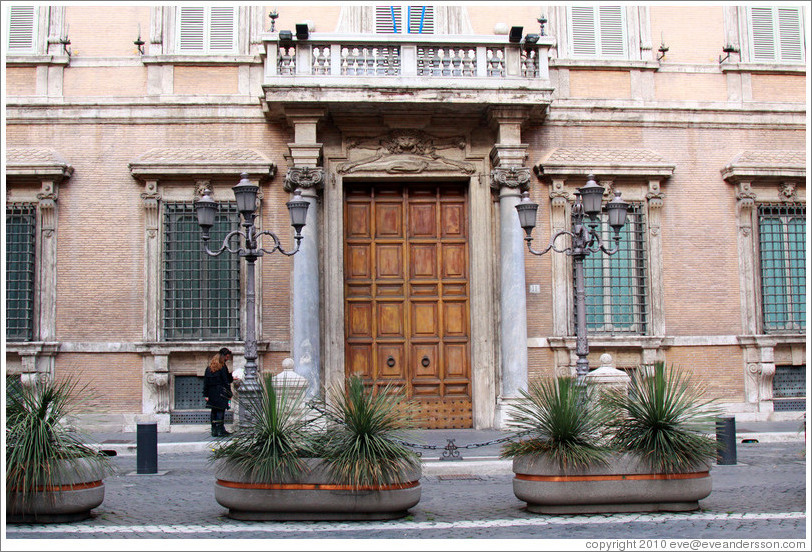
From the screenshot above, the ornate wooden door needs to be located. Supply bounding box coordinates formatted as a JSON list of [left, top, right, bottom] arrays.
[[344, 183, 472, 428]]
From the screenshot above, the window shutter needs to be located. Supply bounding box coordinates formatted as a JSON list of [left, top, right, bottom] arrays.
[[598, 6, 625, 57], [7, 6, 36, 52], [751, 7, 777, 61], [178, 6, 205, 52], [408, 6, 434, 34], [777, 8, 803, 62], [208, 6, 236, 52], [571, 6, 597, 56], [376, 6, 402, 33]]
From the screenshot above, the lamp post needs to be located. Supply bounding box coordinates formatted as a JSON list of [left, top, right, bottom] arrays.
[[515, 174, 629, 382], [196, 172, 309, 424]]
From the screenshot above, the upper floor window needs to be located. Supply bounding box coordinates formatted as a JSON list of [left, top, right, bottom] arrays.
[[177, 6, 237, 54], [568, 5, 626, 58], [581, 204, 648, 335], [163, 202, 241, 340], [6, 204, 37, 341], [749, 6, 805, 63], [375, 5, 434, 34], [758, 204, 805, 333], [6, 5, 37, 53]]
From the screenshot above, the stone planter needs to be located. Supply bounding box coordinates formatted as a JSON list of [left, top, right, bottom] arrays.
[[513, 453, 712, 514], [6, 458, 106, 523], [214, 458, 422, 520]]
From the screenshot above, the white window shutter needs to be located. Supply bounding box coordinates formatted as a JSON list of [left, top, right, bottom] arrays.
[[208, 7, 236, 51], [598, 6, 625, 57], [178, 6, 205, 52], [750, 7, 777, 61], [376, 6, 402, 33], [408, 6, 434, 34], [571, 6, 597, 56], [7, 6, 37, 52], [777, 8, 803, 62]]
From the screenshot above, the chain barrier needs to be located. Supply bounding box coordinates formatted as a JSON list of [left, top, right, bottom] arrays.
[[304, 400, 531, 462]]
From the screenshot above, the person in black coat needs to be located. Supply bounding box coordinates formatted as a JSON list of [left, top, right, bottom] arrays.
[[203, 348, 234, 437]]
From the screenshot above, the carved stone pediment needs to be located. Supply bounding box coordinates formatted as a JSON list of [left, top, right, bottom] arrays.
[[337, 129, 475, 175]]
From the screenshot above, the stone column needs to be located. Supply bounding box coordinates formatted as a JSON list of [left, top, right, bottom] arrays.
[[489, 106, 532, 427], [285, 108, 326, 399]]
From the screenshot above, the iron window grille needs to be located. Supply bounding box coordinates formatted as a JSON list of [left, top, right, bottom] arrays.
[[758, 204, 805, 333], [772, 365, 805, 412], [6, 203, 37, 341], [171, 375, 234, 424], [578, 203, 648, 335], [163, 202, 241, 341]]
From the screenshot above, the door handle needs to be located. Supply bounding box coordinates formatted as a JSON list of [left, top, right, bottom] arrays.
[[387, 356, 396, 368], [421, 355, 430, 367]]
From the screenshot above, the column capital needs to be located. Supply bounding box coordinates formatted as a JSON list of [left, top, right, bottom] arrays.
[[284, 166, 324, 193], [490, 166, 531, 192]]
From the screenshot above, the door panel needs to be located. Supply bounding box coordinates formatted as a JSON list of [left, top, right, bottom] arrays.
[[344, 183, 471, 428]]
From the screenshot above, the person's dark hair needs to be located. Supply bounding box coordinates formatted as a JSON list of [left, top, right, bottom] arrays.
[[209, 348, 233, 373]]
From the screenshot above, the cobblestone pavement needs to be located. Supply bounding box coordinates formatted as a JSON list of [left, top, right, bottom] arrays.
[[4, 442, 807, 542]]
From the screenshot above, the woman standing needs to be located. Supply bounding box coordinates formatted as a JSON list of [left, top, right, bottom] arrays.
[[203, 348, 234, 437]]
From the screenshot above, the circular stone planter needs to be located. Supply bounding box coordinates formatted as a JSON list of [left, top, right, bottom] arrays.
[[214, 458, 422, 520], [513, 453, 712, 514], [6, 458, 107, 523]]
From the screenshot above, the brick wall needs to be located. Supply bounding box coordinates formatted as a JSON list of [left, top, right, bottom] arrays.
[[569, 70, 631, 99], [63, 67, 148, 97], [174, 66, 239, 95], [6, 68, 36, 95], [56, 353, 143, 412]]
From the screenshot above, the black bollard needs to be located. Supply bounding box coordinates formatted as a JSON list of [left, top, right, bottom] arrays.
[[136, 421, 158, 474], [716, 416, 737, 465]]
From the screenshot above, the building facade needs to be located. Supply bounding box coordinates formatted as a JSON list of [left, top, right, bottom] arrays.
[[4, 4, 807, 431]]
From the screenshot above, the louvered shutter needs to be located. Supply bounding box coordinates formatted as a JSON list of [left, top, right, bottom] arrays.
[[376, 6, 402, 33], [209, 6, 236, 52], [571, 6, 597, 56], [408, 6, 434, 34], [178, 6, 205, 52], [777, 8, 803, 62], [598, 6, 625, 57], [751, 7, 804, 63], [7, 6, 37, 52]]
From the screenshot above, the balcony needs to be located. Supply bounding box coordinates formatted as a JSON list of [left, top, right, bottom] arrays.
[[260, 33, 555, 120]]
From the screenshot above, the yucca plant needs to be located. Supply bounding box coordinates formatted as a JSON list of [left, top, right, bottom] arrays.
[[317, 376, 420, 487], [501, 376, 611, 470], [602, 362, 719, 474], [210, 374, 316, 480], [6, 375, 112, 504]]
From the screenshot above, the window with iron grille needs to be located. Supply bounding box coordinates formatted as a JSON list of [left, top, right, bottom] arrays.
[[163, 202, 240, 340], [579, 203, 648, 335], [772, 365, 805, 412], [6, 204, 37, 341], [758, 204, 805, 333], [375, 6, 434, 34]]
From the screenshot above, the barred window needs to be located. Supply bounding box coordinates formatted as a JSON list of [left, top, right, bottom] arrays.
[[579, 204, 648, 335], [6, 204, 37, 341], [758, 204, 805, 333], [163, 202, 240, 340]]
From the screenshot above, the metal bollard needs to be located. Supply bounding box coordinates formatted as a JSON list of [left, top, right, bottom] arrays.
[[715, 416, 737, 465], [136, 421, 158, 474]]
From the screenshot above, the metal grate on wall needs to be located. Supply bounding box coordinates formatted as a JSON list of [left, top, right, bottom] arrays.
[[163, 202, 241, 341], [772, 365, 805, 412], [6, 204, 37, 341], [759, 204, 805, 333], [579, 203, 648, 335], [172, 375, 233, 424]]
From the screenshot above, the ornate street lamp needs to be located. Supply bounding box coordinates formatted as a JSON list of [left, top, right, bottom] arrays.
[[196, 172, 308, 424], [516, 174, 629, 381]]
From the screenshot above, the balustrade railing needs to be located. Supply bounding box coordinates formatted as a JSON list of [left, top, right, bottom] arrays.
[[264, 35, 551, 82]]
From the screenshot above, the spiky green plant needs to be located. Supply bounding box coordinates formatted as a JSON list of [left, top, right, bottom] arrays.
[[317, 376, 420, 487], [602, 362, 719, 474], [6, 375, 112, 503], [210, 374, 316, 480], [500, 376, 611, 470]]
